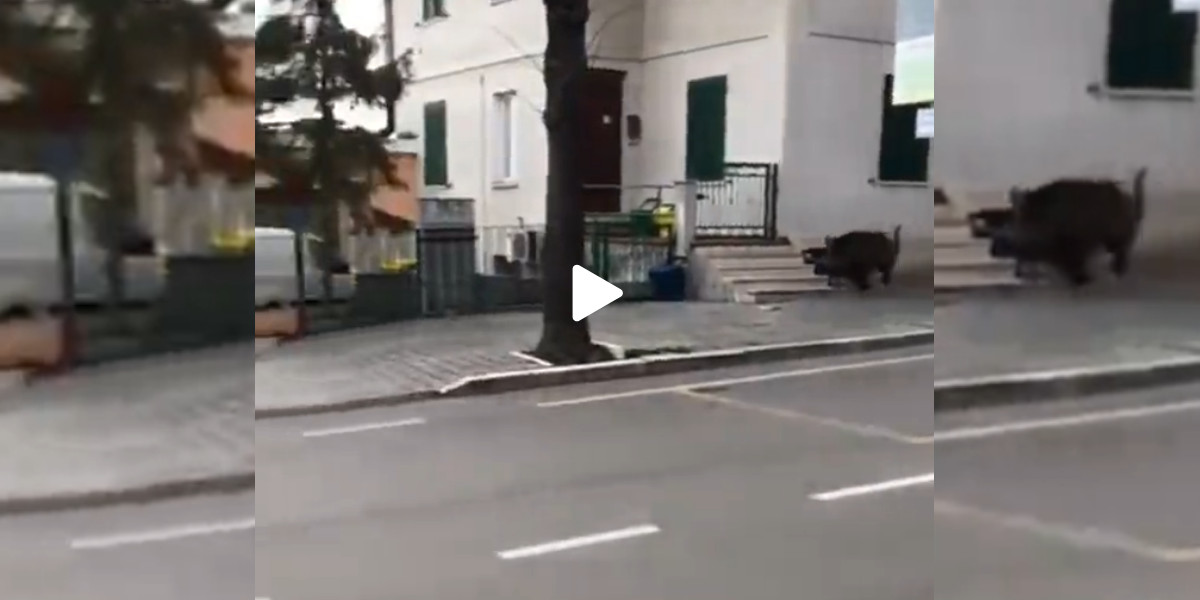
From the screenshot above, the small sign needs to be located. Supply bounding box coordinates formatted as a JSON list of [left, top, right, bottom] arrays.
[[1175, 0, 1198, 12], [915, 107, 934, 139]]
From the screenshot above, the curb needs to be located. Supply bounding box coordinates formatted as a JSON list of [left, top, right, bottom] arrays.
[[0, 471, 254, 517], [934, 354, 1200, 412], [256, 329, 935, 419]]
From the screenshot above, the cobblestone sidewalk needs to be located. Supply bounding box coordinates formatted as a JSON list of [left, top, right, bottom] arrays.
[[255, 297, 933, 414], [0, 344, 253, 512]]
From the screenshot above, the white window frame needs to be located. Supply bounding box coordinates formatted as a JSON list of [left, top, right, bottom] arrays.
[[491, 90, 518, 187]]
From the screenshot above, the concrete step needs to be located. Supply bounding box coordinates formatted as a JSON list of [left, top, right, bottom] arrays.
[[934, 226, 977, 248], [733, 279, 835, 304], [935, 245, 1014, 274], [935, 270, 1024, 292], [692, 244, 805, 259], [724, 269, 824, 284], [709, 256, 812, 271]]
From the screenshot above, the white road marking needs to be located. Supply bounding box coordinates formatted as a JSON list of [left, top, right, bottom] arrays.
[[934, 399, 1200, 443], [811, 473, 934, 501], [935, 500, 1200, 563], [70, 518, 255, 551], [537, 353, 933, 408], [497, 524, 661, 560], [678, 389, 932, 444], [511, 351, 553, 366], [302, 417, 426, 438]]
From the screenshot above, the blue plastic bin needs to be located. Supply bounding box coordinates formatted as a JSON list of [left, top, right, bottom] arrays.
[[648, 264, 687, 301]]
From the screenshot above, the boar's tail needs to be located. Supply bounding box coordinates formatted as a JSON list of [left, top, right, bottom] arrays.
[[892, 225, 902, 255], [1131, 167, 1148, 224]]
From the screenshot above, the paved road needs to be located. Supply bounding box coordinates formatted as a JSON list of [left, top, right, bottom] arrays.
[[935, 381, 1200, 600], [257, 347, 934, 600], [0, 492, 253, 600]]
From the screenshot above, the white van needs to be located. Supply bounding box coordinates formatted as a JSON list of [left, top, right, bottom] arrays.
[[0, 172, 164, 318], [254, 227, 355, 309]]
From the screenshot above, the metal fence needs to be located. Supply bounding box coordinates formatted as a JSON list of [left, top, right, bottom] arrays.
[[0, 175, 253, 372], [285, 220, 671, 336], [694, 162, 779, 239]]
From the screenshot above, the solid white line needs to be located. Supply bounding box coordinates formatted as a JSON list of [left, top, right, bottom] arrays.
[[677, 389, 931, 445], [935, 500, 1200, 563], [810, 473, 934, 501], [70, 518, 255, 551], [537, 353, 934, 408], [510, 351, 553, 367], [302, 417, 426, 438], [496, 524, 661, 560], [934, 399, 1200, 443]]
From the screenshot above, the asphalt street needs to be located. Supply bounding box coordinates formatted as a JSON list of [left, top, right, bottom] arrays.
[[935, 380, 1200, 600], [256, 346, 935, 600], [0, 492, 253, 600]]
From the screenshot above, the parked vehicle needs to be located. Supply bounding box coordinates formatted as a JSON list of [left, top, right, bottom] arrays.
[[0, 172, 163, 319], [254, 226, 355, 309]]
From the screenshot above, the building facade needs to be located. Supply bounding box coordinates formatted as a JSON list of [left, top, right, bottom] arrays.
[[934, 0, 1200, 256], [392, 0, 930, 268]]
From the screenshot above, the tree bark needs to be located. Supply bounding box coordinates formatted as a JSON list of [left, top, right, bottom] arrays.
[[533, 0, 603, 364], [313, 0, 337, 306]]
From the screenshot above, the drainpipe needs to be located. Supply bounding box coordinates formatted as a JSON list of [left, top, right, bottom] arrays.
[[479, 73, 489, 233]]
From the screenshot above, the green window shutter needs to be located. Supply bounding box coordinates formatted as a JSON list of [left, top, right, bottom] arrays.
[[422, 0, 446, 21], [685, 76, 727, 181], [1106, 0, 1196, 90], [877, 75, 930, 183], [423, 101, 448, 186]]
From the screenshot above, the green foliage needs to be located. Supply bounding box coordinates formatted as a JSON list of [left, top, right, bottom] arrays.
[[254, 0, 412, 226]]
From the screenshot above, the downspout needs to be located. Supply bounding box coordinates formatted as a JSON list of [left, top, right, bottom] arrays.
[[479, 73, 489, 232]]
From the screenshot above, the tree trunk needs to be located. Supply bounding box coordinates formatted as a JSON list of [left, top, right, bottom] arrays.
[[314, 0, 338, 308], [101, 113, 139, 334], [533, 0, 603, 365]]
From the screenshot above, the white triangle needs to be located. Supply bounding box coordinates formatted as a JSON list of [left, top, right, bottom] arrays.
[[572, 265, 623, 322]]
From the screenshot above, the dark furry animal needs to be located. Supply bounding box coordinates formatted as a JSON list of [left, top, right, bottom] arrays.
[[823, 225, 902, 291], [1007, 168, 1147, 286]]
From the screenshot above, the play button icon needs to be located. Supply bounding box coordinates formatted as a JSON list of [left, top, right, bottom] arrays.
[[572, 265, 623, 321]]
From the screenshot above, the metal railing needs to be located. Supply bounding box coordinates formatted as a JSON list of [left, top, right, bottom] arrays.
[[694, 162, 779, 239]]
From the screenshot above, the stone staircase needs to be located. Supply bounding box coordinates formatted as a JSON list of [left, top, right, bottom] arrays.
[[933, 221, 1024, 293], [689, 240, 832, 304]]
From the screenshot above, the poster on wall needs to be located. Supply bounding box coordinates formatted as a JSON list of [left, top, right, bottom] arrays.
[[893, 0, 935, 106]]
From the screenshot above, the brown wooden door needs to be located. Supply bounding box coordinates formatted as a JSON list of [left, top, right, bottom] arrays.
[[578, 68, 625, 214]]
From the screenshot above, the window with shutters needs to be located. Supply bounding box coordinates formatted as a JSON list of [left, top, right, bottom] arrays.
[[422, 0, 447, 21], [876, 75, 930, 183], [685, 76, 727, 182], [1106, 0, 1197, 90], [423, 100, 449, 187]]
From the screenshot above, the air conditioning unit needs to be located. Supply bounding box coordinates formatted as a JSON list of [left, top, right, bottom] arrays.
[[507, 230, 539, 265]]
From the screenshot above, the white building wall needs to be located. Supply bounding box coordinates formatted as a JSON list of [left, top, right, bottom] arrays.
[[934, 0, 1200, 254], [395, 0, 791, 227], [632, 0, 789, 197], [394, 0, 549, 227], [778, 0, 931, 270]]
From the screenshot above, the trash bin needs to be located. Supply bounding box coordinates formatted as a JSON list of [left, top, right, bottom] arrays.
[[648, 263, 686, 301]]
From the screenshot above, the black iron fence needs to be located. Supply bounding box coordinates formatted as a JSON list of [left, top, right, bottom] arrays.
[[694, 162, 779, 239]]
